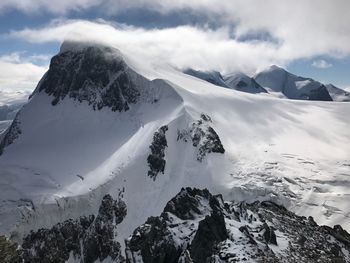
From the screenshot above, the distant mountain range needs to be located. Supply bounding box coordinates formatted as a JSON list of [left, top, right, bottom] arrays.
[[184, 65, 350, 102]]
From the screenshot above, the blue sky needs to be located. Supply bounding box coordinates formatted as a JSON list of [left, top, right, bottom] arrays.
[[0, 0, 349, 92]]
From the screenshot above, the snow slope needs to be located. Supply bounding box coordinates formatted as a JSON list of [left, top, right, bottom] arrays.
[[0, 41, 349, 248]]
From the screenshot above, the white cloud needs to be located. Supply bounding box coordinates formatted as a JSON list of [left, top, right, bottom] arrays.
[[0, 53, 48, 92], [6, 19, 341, 76], [1, 1, 350, 60], [0, 1, 349, 77], [311, 59, 333, 69]]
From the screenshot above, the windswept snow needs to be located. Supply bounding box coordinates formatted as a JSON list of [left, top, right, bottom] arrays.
[[0, 42, 349, 246]]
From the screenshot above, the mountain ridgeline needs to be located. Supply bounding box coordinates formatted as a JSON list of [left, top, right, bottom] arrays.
[[2, 188, 350, 262], [184, 65, 350, 101]]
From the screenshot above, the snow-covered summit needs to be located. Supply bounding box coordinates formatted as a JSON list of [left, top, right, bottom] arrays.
[[254, 65, 333, 101], [183, 68, 228, 88], [224, 72, 267, 94], [184, 69, 267, 94], [325, 83, 350, 102]]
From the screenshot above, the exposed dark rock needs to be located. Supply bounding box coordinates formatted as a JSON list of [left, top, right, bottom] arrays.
[[261, 222, 277, 245], [126, 187, 350, 262], [0, 236, 22, 263], [147, 125, 168, 180], [39, 45, 140, 111], [304, 85, 333, 101], [126, 188, 226, 263], [21, 194, 126, 263], [164, 188, 222, 220], [9, 188, 350, 262], [190, 211, 228, 262], [178, 250, 193, 263], [239, 225, 257, 245], [177, 114, 225, 161], [127, 216, 182, 263]]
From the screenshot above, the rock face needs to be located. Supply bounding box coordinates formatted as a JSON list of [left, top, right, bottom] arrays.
[[147, 116, 225, 181], [0, 236, 22, 263], [21, 194, 127, 263], [0, 42, 157, 155], [38, 44, 140, 111], [126, 188, 350, 262], [147, 125, 168, 180], [6, 187, 350, 262], [126, 188, 227, 263], [177, 114, 225, 161]]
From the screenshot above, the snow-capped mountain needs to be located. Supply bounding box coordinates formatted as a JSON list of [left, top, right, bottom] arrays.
[[326, 84, 350, 102], [184, 66, 350, 102], [254, 65, 333, 101], [184, 69, 267, 94], [0, 41, 350, 262], [183, 69, 229, 88], [224, 72, 267, 94]]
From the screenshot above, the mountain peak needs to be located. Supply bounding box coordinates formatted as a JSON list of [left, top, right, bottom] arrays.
[[265, 64, 286, 73], [59, 40, 116, 55], [38, 41, 140, 110]]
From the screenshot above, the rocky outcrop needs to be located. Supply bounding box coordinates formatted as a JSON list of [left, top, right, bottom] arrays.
[[177, 114, 225, 161], [0, 236, 22, 263], [38, 44, 140, 111], [190, 211, 228, 262], [126, 188, 227, 263], [0, 43, 147, 155], [126, 187, 350, 262], [5, 187, 350, 262], [147, 125, 168, 180], [21, 194, 127, 263]]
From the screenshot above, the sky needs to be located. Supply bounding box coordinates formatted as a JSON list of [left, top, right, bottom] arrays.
[[0, 0, 350, 94]]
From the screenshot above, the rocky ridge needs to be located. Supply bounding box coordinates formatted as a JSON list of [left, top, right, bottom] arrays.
[[177, 114, 225, 161], [4, 187, 349, 262]]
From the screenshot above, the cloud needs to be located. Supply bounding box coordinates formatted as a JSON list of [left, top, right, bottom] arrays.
[[0, 53, 48, 92], [8, 18, 350, 77], [311, 59, 333, 69], [5, 19, 288, 74], [1, 1, 350, 59]]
